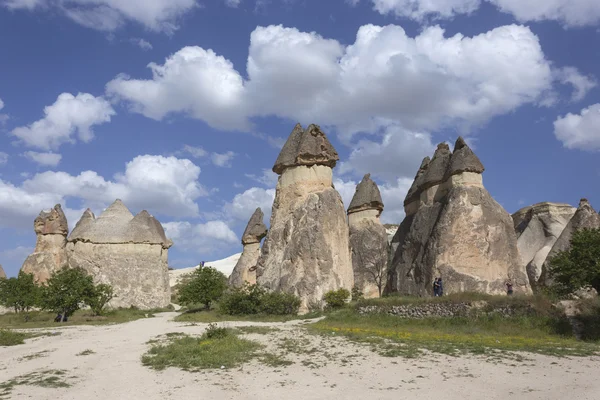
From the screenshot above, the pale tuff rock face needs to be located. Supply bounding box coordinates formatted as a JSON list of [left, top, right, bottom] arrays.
[[66, 199, 171, 309], [388, 137, 529, 296], [21, 204, 69, 283], [257, 123, 353, 312], [512, 202, 576, 291], [0, 265, 5, 279], [229, 208, 268, 288], [348, 174, 388, 298], [538, 199, 600, 288]]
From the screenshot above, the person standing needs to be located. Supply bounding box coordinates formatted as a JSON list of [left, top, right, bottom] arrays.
[[438, 277, 444, 296], [433, 278, 439, 296], [506, 281, 513, 296]]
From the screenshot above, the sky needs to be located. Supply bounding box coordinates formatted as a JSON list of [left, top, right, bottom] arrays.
[[1, 0, 599, 277]]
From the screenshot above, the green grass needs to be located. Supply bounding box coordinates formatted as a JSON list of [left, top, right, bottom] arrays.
[[76, 349, 95, 356], [174, 308, 321, 323], [142, 329, 263, 371], [309, 308, 600, 358], [259, 353, 294, 367], [0, 329, 37, 346], [0, 369, 72, 399], [18, 350, 52, 361], [236, 326, 280, 335], [0, 307, 172, 329]]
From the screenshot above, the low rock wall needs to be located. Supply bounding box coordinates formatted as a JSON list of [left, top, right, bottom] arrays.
[[357, 301, 536, 318]]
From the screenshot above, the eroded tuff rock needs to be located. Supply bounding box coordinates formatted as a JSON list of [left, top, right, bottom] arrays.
[[348, 174, 388, 298], [21, 204, 69, 283], [66, 199, 172, 309], [0, 265, 5, 279], [512, 202, 576, 291], [538, 199, 600, 288], [229, 208, 268, 287], [388, 137, 529, 296], [257, 123, 353, 312]]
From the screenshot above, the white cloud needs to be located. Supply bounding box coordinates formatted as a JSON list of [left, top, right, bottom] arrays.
[[245, 168, 278, 187], [358, 0, 600, 27], [223, 186, 275, 223], [0, 96, 8, 124], [179, 144, 208, 158], [225, 0, 241, 7], [554, 103, 600, 151], [553, 67, 597, 102], [2, 0, 199, 33], [130, 38, 153, 51], [0, 155, 206, 231], [163, 220, 238, 253], [22, 151, 62, 167], [106, 47, 247, 131], [107, 24, 555, 138], [333, 178, 357, 210], [211, 151, 236, 167], [0, 152, 7, 165], [379, 177, 413, 224], [11, 92, 115, 151]]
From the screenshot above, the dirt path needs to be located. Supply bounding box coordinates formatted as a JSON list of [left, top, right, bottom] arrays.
[[1, 312, 599, 399]]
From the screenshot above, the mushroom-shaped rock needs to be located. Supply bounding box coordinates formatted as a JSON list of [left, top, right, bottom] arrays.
[[257, 123, 353, 312], [348, 174, 384, 215], [347, 175, 388, 298], [241, 208, 268, 245], [128, 210, 172, 249], [404, 156, 430, 207], [229, 208, 268, 288], [418, 143, 452, 191], [272, 123, 339, 174], [446, 137, 485, 177], [69, 209, 96, 241], [21, 204, 69, 283]]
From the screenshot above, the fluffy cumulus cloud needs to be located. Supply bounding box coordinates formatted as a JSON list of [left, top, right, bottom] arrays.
[[22, 151, 62, 167], [2, 0, 199, 33], [11, 92, 115, 151], [163, 220, 238, 254], [0, 154, 206, 230], [222, 186, 276, 223], [357, 0, 600, 27], [107, 23, 559, 139], [554, 103, 600, 151]]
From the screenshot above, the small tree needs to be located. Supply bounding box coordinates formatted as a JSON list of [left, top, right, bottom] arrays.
[[548, 228, 600, 296], [87, 284, 114, 316], [177, 266, 227, 309], [0, 271, 40, 313], [41, 267, 95, 321], [323, 288, 351, 309]]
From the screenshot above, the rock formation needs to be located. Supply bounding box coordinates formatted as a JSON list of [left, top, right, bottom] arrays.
[[0, 264, 5, 279], [538, 199, 600, 288], [66, 199, 172, 309], [228, 208, 268, 287], [256, 123, 353, 312], [388, 137, 530, 296], [348, 174, 388, 298], [512, 202, 576, 291], [21, 204, 69, 283]]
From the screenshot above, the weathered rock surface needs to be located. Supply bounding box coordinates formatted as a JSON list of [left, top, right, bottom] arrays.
[[257, 123, 353, 312], [512, 202, 576, 291], [229, 208, 268, 287], [539, 199, 600, 288], [388, 137, 530, 296], [0, 264, 5, 279], [66, 199, 172, 309], [348, 174, 388, 298], [21, 204, 69, 283]]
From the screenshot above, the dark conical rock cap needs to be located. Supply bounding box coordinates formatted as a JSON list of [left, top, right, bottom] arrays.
[[446, 136, 484, 178], [68, 208, 96, 241], [241, 208, 268, 245], [128, 210, 171, 247], [348, 173, 384, 214], [404, 156, 430, 206], [418, 143, 452, 191], [272, 123, 339, 175]]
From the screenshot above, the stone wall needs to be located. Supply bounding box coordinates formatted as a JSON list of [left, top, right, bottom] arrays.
[[357, 301, 537, 318]]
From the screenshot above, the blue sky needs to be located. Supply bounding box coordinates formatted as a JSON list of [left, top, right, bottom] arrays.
[[1, 0, 599, 277]]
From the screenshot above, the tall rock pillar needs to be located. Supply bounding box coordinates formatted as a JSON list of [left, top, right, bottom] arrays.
[[256, 123, 353, 312], [229, 208, 268, 287]]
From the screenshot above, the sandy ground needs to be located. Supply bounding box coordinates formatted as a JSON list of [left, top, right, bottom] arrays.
[[1, 312, 599, 400]]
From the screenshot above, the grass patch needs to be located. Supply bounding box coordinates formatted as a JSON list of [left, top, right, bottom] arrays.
[[260, 353, 294, 367], [0, 307, 171, 329], [309, 308, 600, 358], [18, 350, 53, 361], [237, 326, 280, 335], [0, 329, 37, 346], [142, 328, 263, 371], [76, 349, 95, 356], [174, 308, 321, 323], [0, 369, 72, 399]]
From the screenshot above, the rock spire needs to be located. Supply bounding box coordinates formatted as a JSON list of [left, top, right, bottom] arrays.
[[229, 208, 268, 287]]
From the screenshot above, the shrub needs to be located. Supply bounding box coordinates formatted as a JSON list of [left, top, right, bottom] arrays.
[[87, 284, 114, 316], [177, 266, 228, 309], [204, 323, 229, 339], [219, 284, 266, 315], [351, 286, 364, 301], [0, 271, 40, 313], [323, 288, 350, 309], [41, 267, 95, 321], [259, 291, 301, 315]]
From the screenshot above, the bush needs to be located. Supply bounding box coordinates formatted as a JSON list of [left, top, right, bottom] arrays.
[[351, 286, 364, 301], [204, 323, 229, 339], [323, 288, 350, 309], [41, 267, 96, 321], [177, 266, 227, 309], [259, 291, 301, 315], [0, 271, 40, 313], [87, 284, 114, 316], [219, 284, 300, 316]]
